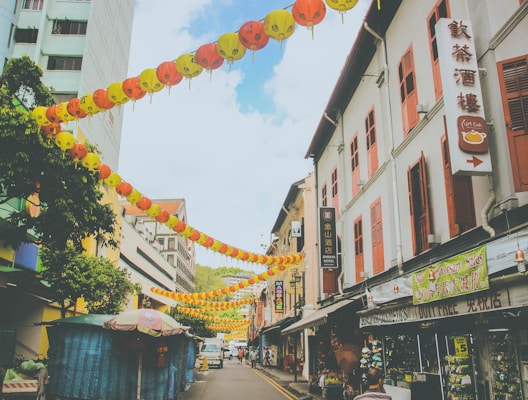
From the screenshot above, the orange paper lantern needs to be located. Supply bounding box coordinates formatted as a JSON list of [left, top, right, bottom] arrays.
[[292, 0, 327, 33], [239, 20, 269, 52], [195, 43, 224, 72], [98, 164, 112, 180], [67, 98, 87, 119], [93, 88, 115, 110], [45, 105, 62, 124], [68, 143, 88, 162], [116, 182, 133, 197], [156, 61, 183, 88], [136, 196, 152, 210], [122, 77, 147, 101]]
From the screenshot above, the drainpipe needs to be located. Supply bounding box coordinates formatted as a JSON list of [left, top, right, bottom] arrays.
[[481, 175, 496, 237], [364, 22, 404, 274]]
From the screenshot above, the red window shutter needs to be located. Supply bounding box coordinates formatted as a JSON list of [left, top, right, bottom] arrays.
[[332, 168, 339, 213], [370, 199, 384, 275], [322, 183, 327, 207], [441, 134, 459, 237], [427, 0, 450, 100], [399, 46, 419, 136], [322, 268, 338, 294], [351, 134, 361, 196], [408, 153, 431, 255], [366, 107, 378, 177], [354, 217, 364, 282], [498, 55, 528, 192], [407, 166, 418, 255]]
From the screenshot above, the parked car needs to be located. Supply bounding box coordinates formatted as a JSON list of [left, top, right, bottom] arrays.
[[223, 348, 232, 360]]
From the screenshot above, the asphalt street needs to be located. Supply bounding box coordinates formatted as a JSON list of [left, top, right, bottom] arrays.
[[181, 358, 300, 400]]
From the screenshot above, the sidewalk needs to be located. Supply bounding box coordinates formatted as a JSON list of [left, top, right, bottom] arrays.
[[255, 364, 325, 400]]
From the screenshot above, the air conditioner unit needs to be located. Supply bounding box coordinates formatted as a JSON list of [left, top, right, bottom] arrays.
[[416, 104, 429, 114]]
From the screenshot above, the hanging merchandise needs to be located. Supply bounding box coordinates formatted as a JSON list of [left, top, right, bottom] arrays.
[[488, 331, 522, 400], [263, 9, 296, 49]]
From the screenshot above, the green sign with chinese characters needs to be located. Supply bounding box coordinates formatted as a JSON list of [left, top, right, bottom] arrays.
[[412, 245, 489, 305]]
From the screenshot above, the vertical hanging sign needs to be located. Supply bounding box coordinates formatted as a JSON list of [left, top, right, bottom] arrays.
[[319, 207, 337, 268], [436, 18, 492, 175], [275, 281, 284, 313]]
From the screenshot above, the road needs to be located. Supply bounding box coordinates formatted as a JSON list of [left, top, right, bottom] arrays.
[[181, 358, 299, 400]]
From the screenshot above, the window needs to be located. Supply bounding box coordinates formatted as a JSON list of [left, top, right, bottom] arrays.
[[322, 183, 328, 207], [350, 133, 360, 196], [399, 45, 419, 136], [370, 198, 384, 275], [497, 55, 528, 192], [168, 237, 175, 250], [427, 0, 450, 100], [331, 167, 339, 212], [52, 20, 88, 35], [47, 56, 82, 71], [14, 28, 38, 43], [167, 254, 174, 265], [365, 107, 378, 177], [441, 119, 476, 237], [354, 217, 364, 282], [23, 0, 44, 10], [408, 153, 432, 255]]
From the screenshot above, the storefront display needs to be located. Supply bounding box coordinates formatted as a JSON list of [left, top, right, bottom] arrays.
[[442, 335, 476, 400], [488, 331, 522, 400], [384, 334, 418, 387]]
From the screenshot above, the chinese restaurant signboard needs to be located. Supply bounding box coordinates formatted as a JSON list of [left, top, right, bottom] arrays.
[[274, 281, 284, 313], [412, 245, 489, 305], [319, 207, 337, 268], [436, 18, 492, 175]]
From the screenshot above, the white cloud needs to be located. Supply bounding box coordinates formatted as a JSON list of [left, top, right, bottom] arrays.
[[119, 1, 369, 270]]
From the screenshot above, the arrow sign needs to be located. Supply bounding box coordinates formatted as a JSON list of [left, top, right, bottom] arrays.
[[466, 156, 483, 167]]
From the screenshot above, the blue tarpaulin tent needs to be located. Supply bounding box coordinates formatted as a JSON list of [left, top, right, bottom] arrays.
[[45, 314, 191, 400]]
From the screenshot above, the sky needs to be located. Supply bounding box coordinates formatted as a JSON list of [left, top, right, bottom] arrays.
[[118, 0, 370, 272]]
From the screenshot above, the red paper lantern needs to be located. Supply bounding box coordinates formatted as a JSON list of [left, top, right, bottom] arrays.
[[190, 230, 201, 241], [195, 43, 224, 72], [219, 243, 228, 254], [68, 143, 88, 162], [41, 122, 61, 139], [98, 164, 112, 180], [45, 105, 62, 123], [204, 237, 215, 248], [67, 98, 87, 119], [122, 77, 147, 101], [93, 88, 115, 110], [292, 0, 327, 29], [229, 285, 236, 292], [174, 221, 186, 232], [156, 61, 183, 87], [136, 196, 152, 210], [238, 20, 270, 51], [155, 210, 170, 223], [116, 182, 133, 197]]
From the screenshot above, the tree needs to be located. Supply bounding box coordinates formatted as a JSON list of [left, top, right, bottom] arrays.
[[0, 56, 116, 252], [40, 246, 140, 317]]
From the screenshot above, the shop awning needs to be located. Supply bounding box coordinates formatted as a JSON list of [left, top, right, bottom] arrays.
[[260, 316, 294, 335], [281, 299, 354, 335]]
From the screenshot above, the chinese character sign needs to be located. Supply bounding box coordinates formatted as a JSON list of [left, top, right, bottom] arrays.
[[275, 281, 284, 313], [412, 245, 489, 305], [319, 207, 337, 268], [436, 18, 492, 175]]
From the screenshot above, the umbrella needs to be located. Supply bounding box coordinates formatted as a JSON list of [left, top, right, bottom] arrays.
[[103, 309, 186, 400], [103, 308, 185, 337]]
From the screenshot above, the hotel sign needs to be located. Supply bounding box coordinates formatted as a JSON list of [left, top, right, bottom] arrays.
[[319, 207, 337, 268], [275, 281, 284, 313], [436, 18, 492, 175]]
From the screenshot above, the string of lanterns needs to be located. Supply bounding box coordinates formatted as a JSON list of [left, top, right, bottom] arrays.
[[208, 323, 250, 332], [30, 0, 370, 128], [167, 296, 258, 307], [177, 307, 251, 323]]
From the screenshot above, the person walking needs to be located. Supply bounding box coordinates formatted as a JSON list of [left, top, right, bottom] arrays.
[[237, 347, 244, 364], [354, 368, 392, 400], [249, 347, 258, 368], [263, 347, 271, 368]]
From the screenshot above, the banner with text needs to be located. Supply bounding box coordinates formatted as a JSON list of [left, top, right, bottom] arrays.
[[319, 207, 337, 268], [275, 281, 284, 313], [412, 245, 489, 305]]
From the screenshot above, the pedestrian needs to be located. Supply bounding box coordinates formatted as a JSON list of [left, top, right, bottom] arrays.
[[354, 368, 392, 400], [263, 347, 271, 368], [237, 347, 244, 364], [249, 347, 258, 368]]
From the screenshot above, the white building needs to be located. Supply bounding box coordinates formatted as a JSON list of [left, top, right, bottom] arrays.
[[300, 0, 528, 398], [121, 199, 196, 308], [9, 0, 134, 170]]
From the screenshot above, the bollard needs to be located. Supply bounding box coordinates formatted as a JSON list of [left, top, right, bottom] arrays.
[[199, 356, 209, 371]]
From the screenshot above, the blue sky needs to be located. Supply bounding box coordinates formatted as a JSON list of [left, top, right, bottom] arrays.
[[118, 0, 369, 271]]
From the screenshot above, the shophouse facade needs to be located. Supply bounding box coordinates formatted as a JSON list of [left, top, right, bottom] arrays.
[[293, 0, 528, 399]]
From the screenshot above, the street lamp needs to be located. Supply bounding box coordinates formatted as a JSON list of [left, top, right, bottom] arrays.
[[289, 271, 302, 383]]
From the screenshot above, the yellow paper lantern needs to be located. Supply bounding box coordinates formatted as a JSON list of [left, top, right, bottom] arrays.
[[55, 131, 75, 152], [79, 94, 102, 116], [146, 203, 161, 218], [264, 9, 296, 46], [217, 32, 247, 65], [139, 68, 164, 96], [81, 152, 101, 171], [104, 172, 122, 188], [126, 189, 142, 204], [175, 54, 203, 81], [324, 0, 358, 16], [107, 82, 130, 105], [165, 215, 179, 229], [54, 102, 75, 123], [32, 106, 51, 126]]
